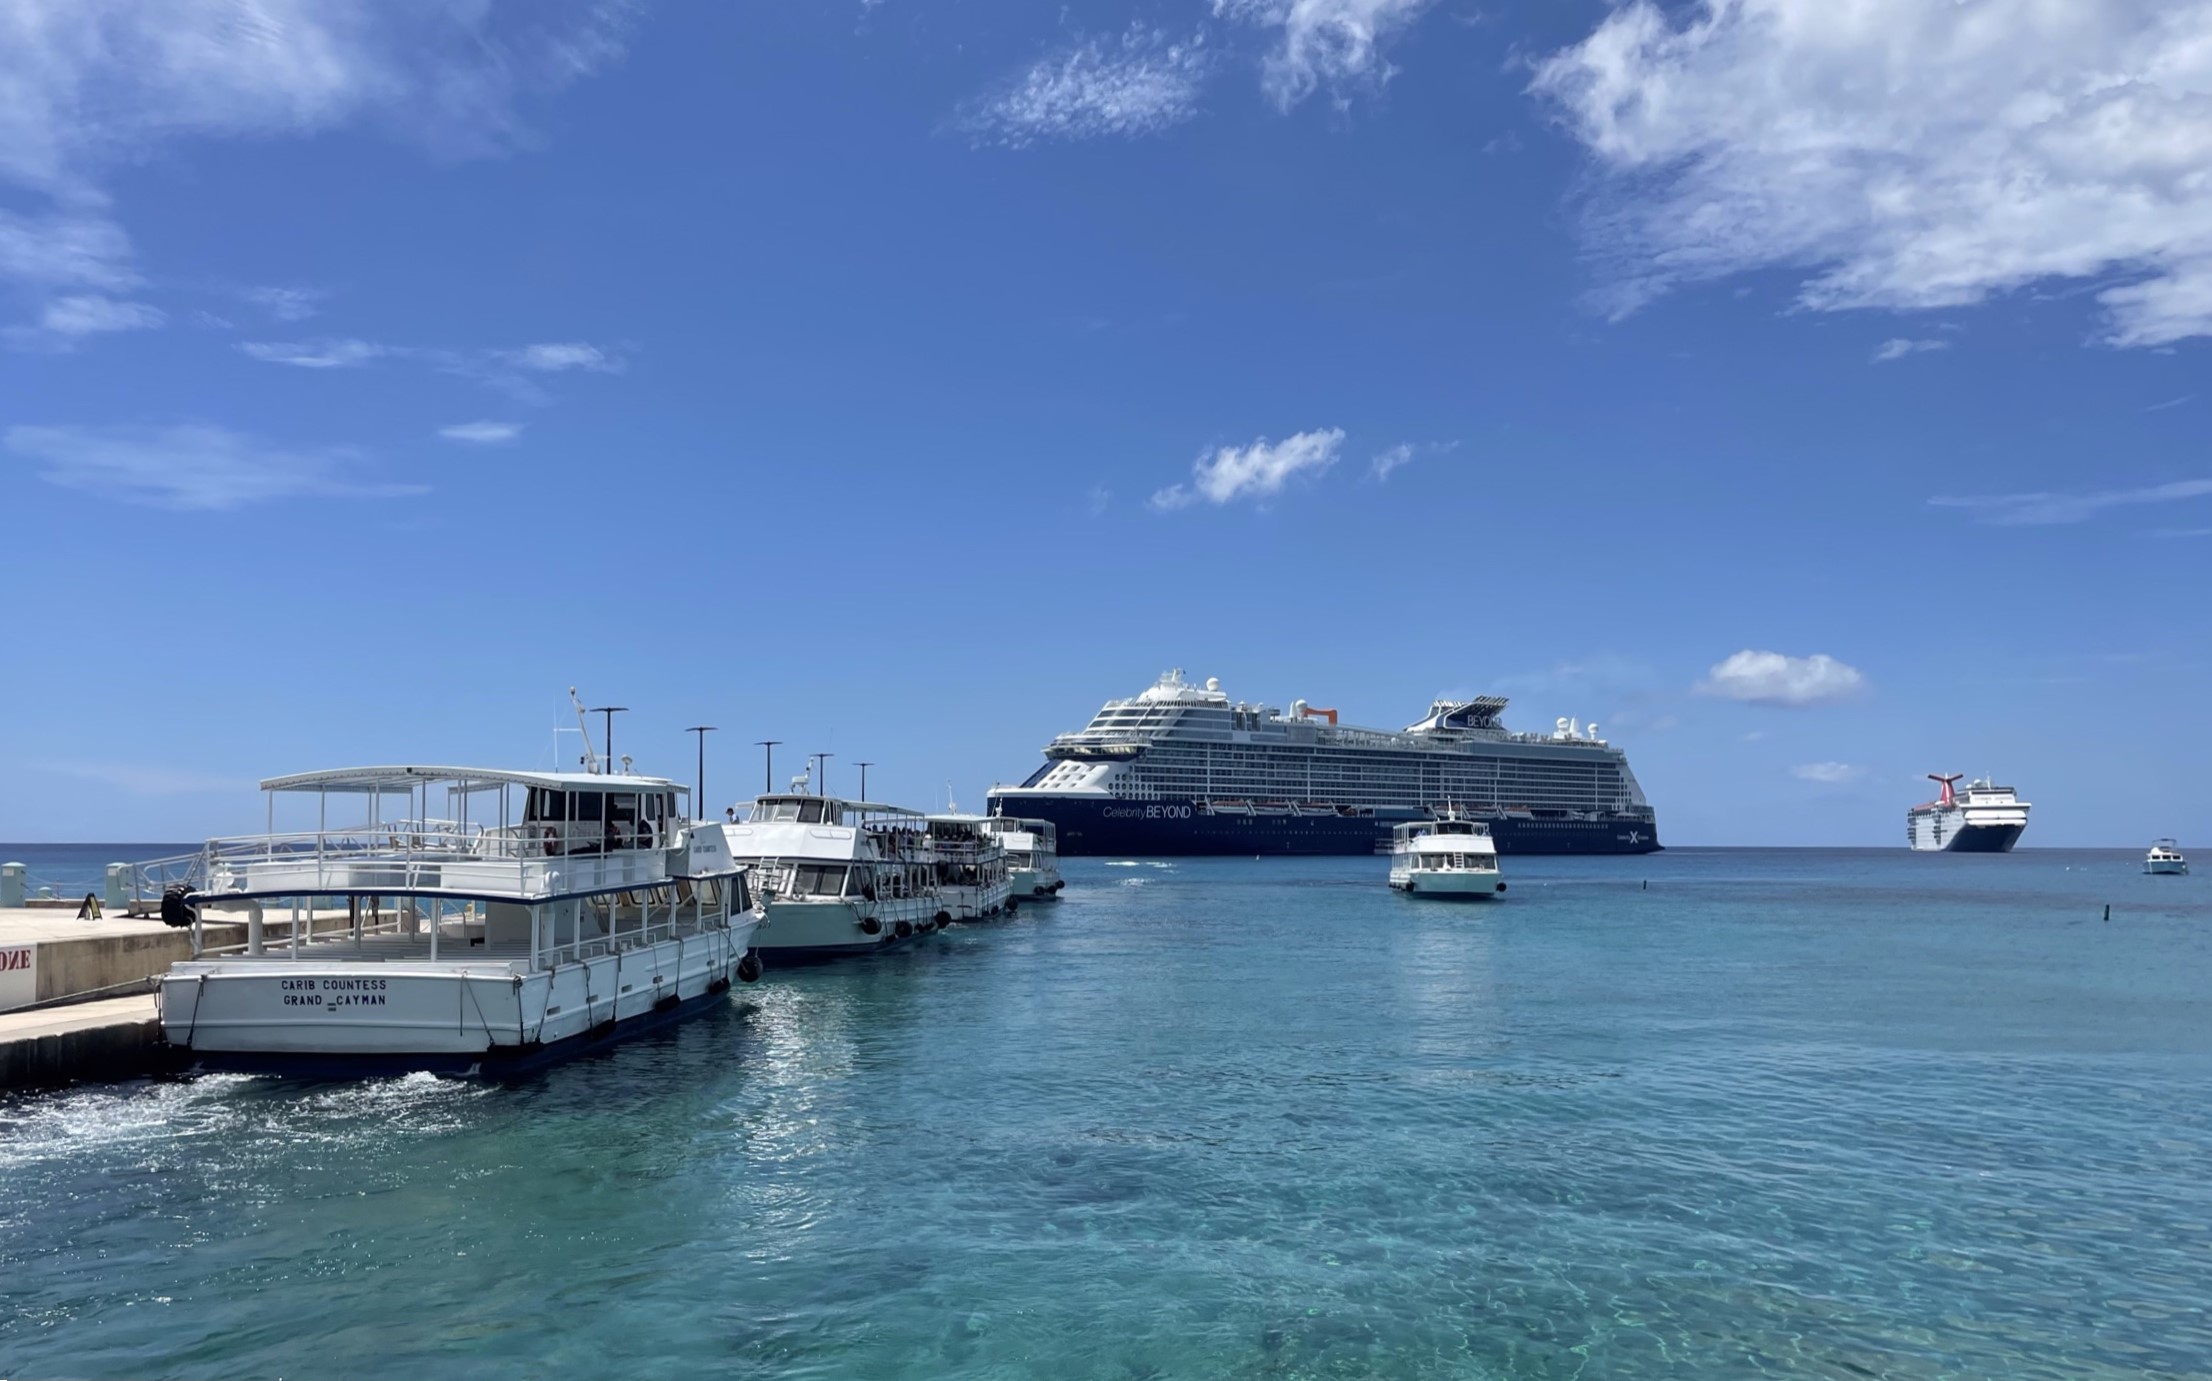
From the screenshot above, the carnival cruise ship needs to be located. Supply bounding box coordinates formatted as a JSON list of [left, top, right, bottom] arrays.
[[986, 670, 1661, 856], [1906, 774, 2030, 852]]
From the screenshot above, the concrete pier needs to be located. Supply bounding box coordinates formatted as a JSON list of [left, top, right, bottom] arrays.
[[0, 994, 174, 1089]]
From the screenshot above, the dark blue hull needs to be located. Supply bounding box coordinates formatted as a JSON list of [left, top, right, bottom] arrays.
[[988, 796, 1661, 856]]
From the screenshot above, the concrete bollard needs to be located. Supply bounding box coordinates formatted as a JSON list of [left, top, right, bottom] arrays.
[[0, 863, 23, 909], [105, 863, 131, 912]]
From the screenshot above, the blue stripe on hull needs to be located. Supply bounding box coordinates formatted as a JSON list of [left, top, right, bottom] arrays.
[[986, 796, 1661, 856]]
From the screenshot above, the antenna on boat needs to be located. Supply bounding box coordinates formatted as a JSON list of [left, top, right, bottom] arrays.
[[569, 688, 601, 774]]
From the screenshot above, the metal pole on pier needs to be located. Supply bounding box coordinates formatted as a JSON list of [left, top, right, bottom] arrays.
[[756, 740, 781, 794], [591, 706, 628, 773], [813, 753, 834, 798], [687, 726, 717, 820], [855, 761, 874, 804]]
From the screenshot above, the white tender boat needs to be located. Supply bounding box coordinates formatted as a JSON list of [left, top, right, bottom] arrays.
[[926, 814, 1014, 921], [1388, 815, 1505, 899], [155, 765, 762, 1075], [2145, 839, 2189, 876], [722, 792, 950, 958], [982, 815, 1065, 901]]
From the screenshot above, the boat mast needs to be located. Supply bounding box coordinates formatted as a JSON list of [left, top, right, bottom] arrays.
[[569, 687, 602, 775]]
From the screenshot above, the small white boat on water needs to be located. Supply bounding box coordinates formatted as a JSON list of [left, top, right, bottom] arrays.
[[1388, 815, 1505, 899], [2145, 839, 2189, 875], [155, 764, 762, 1075], [722, 790, 950, 959], [982, 814, 1065, 901], [926, 813, 1014, 921]]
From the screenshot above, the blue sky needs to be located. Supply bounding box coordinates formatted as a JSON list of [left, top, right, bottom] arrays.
[[1, 0, 2206, 845]]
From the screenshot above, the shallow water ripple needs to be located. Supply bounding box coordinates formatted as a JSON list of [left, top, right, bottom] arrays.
[[3, 849, 2210, 1379]]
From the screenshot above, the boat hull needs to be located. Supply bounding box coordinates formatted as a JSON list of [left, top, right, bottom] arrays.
[[1009, 866, 1064, 899], [2146, 860, 2189, 876], [985, 795, 1660, 856], [1910, 821, 2027, 853], [750, 897, 940, 960], [1391, 872, 1505, 898], [158, 927, 757, 1075]]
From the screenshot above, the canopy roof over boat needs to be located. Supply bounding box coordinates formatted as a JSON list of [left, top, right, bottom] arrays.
[[260, 766, 683, 794]]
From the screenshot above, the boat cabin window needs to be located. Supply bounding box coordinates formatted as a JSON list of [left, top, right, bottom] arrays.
[[791, 864, 851, 898], [753, 797, 833, 825]]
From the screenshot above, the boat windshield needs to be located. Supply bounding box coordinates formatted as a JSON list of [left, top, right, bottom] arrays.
[[752, 797, 837, 825]]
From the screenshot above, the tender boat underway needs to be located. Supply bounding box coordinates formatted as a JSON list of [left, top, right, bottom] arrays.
[[1388, 816, 1505, 899], [2145, 839, 2189, 876], [722, 791, 950, 959], [155, 765, 762, 1075], [982, 815, 1065, 901]]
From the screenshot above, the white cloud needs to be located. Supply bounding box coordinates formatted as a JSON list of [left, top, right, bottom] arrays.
[[1872, 338, 1947, 363], [6, 292, 165, 346], [1533, 0, 2212, 346], [238, 337, 622, 397], [1697, 650, 1866, 707], [1370, 439, 1455, 481], [1214, 0, 1437, 108], [239, 338, 388, 368], [498, 342, 620, 372], [965, 26, 1209, 146], [1792, 761, 1864, 784], [439, 420, 522, 444], [4, 423, 426, 510], [0, 2, 632, 325], [1371, 443, 1415, 481], [1151, 427, 1344, 510], [1930, 477, 2212, 526]]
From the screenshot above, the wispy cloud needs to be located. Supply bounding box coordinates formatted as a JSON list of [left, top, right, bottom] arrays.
[[1370, 439, 1455, 481], [1930, 478, 2212, 526], [241, 285, 326, 322], [1087, 484, 1113, 516], [1872, 337, 1948, 363], [439, 420, 523, 444], [1152, 427, 1344, 510], [1532, 0, 2212, 345], [4, 424, 426, 511], [239, 338, 390, 369], [5, 292, 165, 348], [2144, 393, 2198, 413], [1792, 761, 1864, 784], [0, 2, 634, 334], [1697, 650, 1866, 707], [963, 25, 1210, 147], [238, 337, 626, 399], [1214, 0, 1438, 108]]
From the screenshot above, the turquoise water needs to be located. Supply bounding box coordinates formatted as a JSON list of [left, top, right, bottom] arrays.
[[4, 849, 2210, 1379], [0, 844, 195, 899]]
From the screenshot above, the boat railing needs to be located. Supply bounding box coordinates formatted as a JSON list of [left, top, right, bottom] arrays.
[[186, 823, 671, 901]]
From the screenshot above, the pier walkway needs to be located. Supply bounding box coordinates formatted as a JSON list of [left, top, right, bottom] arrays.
[[0, 993, 170, 1089]]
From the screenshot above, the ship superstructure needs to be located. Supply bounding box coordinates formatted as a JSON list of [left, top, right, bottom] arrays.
[[1906, 774, 2030, 853], [986, 669, 1660, 856]]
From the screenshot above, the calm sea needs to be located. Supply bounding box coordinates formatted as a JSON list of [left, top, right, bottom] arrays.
[[3, 849, 2209, 1379]]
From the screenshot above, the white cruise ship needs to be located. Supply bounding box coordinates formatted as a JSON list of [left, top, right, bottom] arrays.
[[1906, 775, 2031, 852], [987, 669, 1659, 856]]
